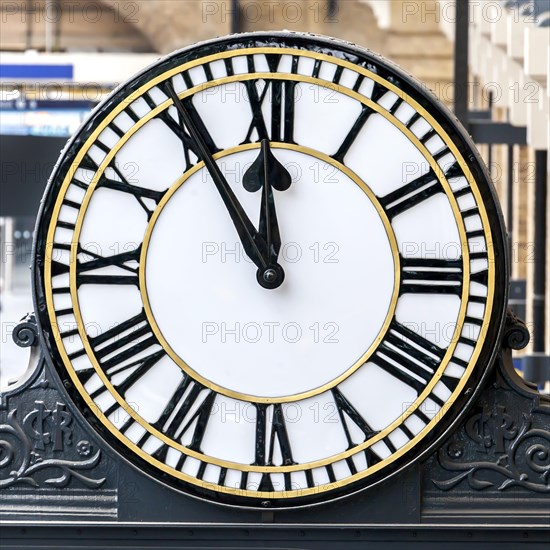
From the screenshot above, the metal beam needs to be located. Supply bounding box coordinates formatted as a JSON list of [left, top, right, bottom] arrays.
[[454, 0, 469, 126], [532, 149, 548, 352], [506, 145, 514, 263], [231, 0, 240, 34], [468, 110, 491, 120], [469, 121, 527, 145]]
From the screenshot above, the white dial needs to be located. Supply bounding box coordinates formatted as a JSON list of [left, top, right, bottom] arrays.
[[143, 147, 396, 399]]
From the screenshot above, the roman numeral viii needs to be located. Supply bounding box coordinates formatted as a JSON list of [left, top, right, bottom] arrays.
[[76, 310, 166, 411], [371, 320, 445, 395]]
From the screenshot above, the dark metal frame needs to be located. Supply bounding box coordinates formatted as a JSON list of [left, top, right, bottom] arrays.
[[1, 524, 549, 549], [31, 31, 509, 510]]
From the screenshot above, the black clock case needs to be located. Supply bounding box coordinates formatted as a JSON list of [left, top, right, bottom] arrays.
[[1, 32, 547, 548]]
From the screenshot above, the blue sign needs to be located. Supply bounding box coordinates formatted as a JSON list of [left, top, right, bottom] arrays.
[[0, 64, 74, 80]]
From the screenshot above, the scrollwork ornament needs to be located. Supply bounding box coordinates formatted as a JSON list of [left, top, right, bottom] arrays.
[[0, 408, 106, 489], [12, 313, 39, 348], [0, 439, 15, 469], [433, 413, 550, 493], [503, 308, 530, 351]]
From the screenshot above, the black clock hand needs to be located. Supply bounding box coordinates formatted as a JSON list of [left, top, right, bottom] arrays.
[[243, 139, 291, 289], [164, 82, 268, 272], [260, 176, 280, 262]]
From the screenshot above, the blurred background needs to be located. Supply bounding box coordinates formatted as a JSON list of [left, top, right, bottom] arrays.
[[0, 0, 549, 391]]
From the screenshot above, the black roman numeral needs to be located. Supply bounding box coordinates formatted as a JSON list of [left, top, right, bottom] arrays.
[[75, 245, 141, 287], [253, 403, 295, 492], [74, 310, 165, 406], [50, 242, 72, 278], [89, 309, 161, 371], [271, 80, 296, 142], [332, 387, 378, 448], [254, 404, 295, 467], [371, 320, 445, 395], [97, 162, 167, 220], [471, 267, 489, 287], [79, 152, 99, 172], [400, 257, 463, 296], [51, 260, 70, 278], [93, 349, 166, 406], [243, 78, 296, 144], [379, 169, 443, 219], [151, 375, 216, 461], [157, 108, 201, 171], [369, 80, 390, 104], [332, 81, 390, 162], [363, 446, 383, 468], [332, 105, 376, 163]]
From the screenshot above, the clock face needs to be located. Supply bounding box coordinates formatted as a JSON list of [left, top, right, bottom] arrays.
[[34, 33, 507, 507]]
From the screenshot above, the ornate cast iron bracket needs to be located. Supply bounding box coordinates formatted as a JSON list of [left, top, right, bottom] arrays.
[[0, 407, 105, 490], [426, 309, 550, 501], [1, 313, 116, 518]]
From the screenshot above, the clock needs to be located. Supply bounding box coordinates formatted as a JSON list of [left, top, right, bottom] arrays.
[[33, 32, 508, 508]]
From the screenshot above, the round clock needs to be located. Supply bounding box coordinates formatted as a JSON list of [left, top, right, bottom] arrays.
[[33, 32, 508, 507]]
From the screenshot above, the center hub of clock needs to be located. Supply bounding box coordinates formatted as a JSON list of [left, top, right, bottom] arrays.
[[258, 265, 285, 289], [142, 147, 398, 401]]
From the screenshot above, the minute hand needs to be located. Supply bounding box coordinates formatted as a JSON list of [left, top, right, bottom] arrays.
[[165, 82, 268, 270]]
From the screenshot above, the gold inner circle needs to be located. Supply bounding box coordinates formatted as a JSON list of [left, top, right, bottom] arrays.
[[139, 142, 401, 404]]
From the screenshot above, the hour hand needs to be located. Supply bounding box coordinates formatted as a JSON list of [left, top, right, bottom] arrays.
[[243, 139, 292, 193], [243, 140, 292, 289]]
